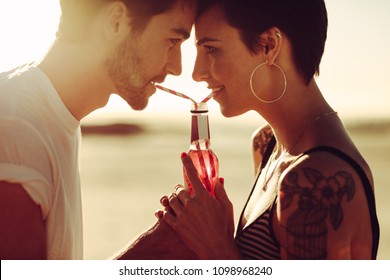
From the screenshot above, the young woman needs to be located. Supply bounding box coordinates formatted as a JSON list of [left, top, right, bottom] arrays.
[[159, 0, 380, 259]]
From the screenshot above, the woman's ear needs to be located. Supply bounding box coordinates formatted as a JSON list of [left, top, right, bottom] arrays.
[[103, 1, 131, 41], [259, 27, 283, 65]]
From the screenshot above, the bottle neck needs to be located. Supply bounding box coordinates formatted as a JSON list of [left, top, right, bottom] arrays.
[[190, 111, 211, 149]]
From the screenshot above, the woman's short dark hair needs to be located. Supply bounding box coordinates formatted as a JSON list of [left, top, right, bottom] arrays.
[[58, 0, 179, 42], [199, 0, 328, 84]]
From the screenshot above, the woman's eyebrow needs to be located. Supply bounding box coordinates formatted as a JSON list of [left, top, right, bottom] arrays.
[[196, 37, 221, 46]]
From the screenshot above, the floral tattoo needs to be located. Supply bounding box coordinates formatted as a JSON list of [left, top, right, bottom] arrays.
[[281, 168, 356, 259], [253, 126, 273, 157]]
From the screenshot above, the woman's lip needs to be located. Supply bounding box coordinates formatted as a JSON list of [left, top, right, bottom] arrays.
[[211, 86, 225, 100], [211, 86, 225, 94]]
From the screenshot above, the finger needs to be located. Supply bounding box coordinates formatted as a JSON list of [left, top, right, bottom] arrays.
[[174, 184, 188, 194], [168, 192, 183, 214], [155, 209, 164, 219], [214, 177, 233, 211], [214, 177, 235, 236], [160, 195, 169, 207], [181, 152, 207, 196], [162, 209, 177, 228], [176, 186, 191, 206]]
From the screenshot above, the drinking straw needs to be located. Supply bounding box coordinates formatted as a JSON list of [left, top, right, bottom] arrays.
[[155, 85, 217, 109], [200, 91, 216, 104], [155, 85, 198, 107]]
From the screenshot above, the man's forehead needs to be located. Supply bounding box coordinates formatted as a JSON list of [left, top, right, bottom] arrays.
[[162, 1, 197, 35], [167, 0, 197, 18], [177, 0, 198, 11]]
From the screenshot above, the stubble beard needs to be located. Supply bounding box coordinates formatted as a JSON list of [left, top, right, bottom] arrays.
[[106, 36, 151, 111]]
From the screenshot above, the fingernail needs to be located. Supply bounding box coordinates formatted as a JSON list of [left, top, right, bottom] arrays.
[[175, 184, 182, 191], [160, 196, 168, 206], [181, 152, 187, 158], [155, 210, 162, 219], [219, 177, 224, 184]]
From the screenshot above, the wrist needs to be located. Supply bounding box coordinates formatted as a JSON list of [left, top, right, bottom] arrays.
[[198, 237, 242, 260]]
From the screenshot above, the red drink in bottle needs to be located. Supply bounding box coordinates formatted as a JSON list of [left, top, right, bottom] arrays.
[[184, 103, 219, 196]]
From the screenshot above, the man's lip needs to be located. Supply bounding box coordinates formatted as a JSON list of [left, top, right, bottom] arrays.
[[151, 76, 166, 85]]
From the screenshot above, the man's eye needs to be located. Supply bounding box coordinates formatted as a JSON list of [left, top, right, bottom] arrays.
[[170, 39, 181, 47]]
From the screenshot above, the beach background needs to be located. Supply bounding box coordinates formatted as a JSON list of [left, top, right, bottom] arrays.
[[0, 0, 389, 260]]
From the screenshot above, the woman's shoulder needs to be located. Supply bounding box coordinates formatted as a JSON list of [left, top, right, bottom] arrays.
[[251, 124, 274, 157], [251, 124, 274, 174], [281, 145, 373, 191], [286, 144, 373, 188]]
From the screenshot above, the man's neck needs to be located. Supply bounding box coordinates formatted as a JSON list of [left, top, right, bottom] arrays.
[[38, 40, 115, 120]]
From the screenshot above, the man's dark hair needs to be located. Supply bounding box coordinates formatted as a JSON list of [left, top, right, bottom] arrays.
[[197, 0, 328, 84], [57, 0, 185, 42]]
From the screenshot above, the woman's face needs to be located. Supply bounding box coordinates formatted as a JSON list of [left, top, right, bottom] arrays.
[[193, 6, 262, 117]]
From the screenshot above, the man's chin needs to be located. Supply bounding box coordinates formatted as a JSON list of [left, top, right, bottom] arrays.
[[129, 102, 149, 111], [117, 84, 156, 111], [112, 92, 148, 111]]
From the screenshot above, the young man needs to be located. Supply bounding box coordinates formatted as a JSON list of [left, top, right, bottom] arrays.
[[0, 0, 197, 260]]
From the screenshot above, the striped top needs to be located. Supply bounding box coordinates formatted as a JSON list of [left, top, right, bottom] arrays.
[[236, 208, 281, 259], [235, 136, 280, 259]]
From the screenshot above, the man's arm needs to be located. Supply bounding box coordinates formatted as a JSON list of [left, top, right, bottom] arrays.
[[114, 219, 197, 260], [0, 181, 47, 259]]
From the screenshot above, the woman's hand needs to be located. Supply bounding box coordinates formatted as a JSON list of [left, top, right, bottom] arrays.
[[156, 153, 242, 259]]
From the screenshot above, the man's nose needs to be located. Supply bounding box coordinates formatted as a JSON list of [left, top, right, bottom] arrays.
[[166, 50, 182, 76]]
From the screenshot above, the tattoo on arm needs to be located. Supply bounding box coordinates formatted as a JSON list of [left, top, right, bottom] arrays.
[[253, 126, 273, 157], [280, 168, 356, 259]]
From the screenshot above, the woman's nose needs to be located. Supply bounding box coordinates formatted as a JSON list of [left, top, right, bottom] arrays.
[[192, 55, 209, 82]]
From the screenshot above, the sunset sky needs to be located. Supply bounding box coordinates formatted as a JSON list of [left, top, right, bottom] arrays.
[[1, 0, 389, 122]]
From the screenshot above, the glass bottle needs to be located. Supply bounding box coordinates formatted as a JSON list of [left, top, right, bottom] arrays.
[[184, 102, 219, 196]]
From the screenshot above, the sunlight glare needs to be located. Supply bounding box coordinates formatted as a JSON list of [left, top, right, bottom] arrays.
[[0, 0, 60, 71]]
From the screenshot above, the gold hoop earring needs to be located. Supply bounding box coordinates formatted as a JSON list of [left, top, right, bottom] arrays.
[[249, 60, 287, 104]]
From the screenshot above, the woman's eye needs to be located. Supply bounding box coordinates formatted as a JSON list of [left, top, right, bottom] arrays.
[[204, 45, 216, 54]]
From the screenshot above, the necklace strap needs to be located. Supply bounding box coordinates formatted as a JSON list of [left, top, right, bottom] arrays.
[[286, 111, 338, 153], [260, 136, 277, 170]]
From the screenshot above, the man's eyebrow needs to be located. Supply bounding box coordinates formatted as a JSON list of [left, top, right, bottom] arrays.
[[196, 37, 221, 46], [171, 28, 191, 39]]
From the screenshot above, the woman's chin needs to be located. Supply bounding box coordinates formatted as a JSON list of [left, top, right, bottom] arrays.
[[219, 103, 252, 118], [219, 106, 240, 118]]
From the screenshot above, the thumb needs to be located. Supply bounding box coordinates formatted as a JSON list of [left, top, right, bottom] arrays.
[[214, 178, 232, 212], [214, 177, 235, 237]]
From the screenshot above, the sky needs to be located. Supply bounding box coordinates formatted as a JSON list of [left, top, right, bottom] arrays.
[[0, 0, 389, 123]]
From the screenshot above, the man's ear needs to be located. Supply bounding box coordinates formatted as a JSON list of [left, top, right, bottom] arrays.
[[258, 27, 283, 65], [103, 1, 131, 41]]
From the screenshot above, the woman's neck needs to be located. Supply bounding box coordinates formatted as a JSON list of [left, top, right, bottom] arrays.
[[259, 80, 335, 154]]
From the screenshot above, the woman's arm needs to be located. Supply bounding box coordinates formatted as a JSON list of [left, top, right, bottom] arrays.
[[275, 152, 373, 259]]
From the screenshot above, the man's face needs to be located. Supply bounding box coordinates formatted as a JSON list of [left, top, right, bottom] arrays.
[[107, 1, 196, 110]]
